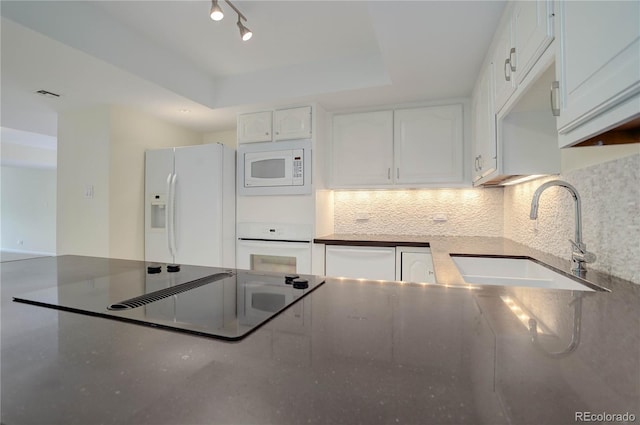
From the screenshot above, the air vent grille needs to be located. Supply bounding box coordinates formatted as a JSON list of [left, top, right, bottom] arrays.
[[107, 272, 233, 311]]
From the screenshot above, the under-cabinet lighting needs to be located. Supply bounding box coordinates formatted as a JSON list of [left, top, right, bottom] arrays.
[[501, 175, 546, 186]]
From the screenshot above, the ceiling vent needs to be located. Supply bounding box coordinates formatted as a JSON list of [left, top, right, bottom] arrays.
[[35, 90, 61, 98]]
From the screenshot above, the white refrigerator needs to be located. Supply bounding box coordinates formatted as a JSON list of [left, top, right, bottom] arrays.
[[145, 143, 235, 268]]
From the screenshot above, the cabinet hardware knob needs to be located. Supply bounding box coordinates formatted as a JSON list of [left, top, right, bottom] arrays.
[[509, 47, 516, 72], [504, 59, 511, 82], [550, 81, 560, 116]]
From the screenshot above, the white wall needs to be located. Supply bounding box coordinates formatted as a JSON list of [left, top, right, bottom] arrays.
[[57, 105, 202, 260], [0, 141, 56, 168], [57, 106, 111, 257], [1, 165, 56, 254], [203, 129, 237, 149]]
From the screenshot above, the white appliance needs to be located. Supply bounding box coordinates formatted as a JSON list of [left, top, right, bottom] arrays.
[[237, 222, 312, 274], [238, 139, 312, 195], [145, 143, 235, 268]]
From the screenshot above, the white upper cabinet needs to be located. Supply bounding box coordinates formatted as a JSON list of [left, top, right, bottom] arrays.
[[238, 106, 313, 144], [493, 0, 554, 112], [394, 105, 464, 184], [493, 21, 516, 112], [555, 1, 640, 147], [330, 104, 466, 188], [472, 0, 559, 186], [237, 111, 273, 144], [274, 106, 312, 141], [472, 62, 497, 183], [512, 0, 554, 85], [331, 111, 394, 187]]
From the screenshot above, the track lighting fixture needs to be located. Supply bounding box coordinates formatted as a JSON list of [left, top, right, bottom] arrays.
[[209, 0, 253, 41], [237, 17, 252, 41], [209, 0, 223, 21]]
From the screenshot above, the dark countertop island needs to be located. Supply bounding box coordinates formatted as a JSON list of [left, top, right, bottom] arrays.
[[2, 237, 639, 424]]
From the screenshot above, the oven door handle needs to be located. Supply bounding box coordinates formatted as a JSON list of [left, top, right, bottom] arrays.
[[238, 238, 311, 244]]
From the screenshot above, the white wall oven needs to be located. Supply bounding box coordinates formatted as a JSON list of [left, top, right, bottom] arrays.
[[237, 223, 312, 274], [238, 139, 312, 195]]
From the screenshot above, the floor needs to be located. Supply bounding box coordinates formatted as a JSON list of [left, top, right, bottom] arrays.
[[0, 251, 49, 262]]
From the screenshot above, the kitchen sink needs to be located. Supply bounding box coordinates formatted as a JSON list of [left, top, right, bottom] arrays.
[[450, 255, 596, 291]]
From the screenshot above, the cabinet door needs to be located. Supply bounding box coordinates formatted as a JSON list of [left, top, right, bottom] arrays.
[[394, 105, 464, 184], [472, 63, 497, 183], [325, 245, 396, 281], [274, 106, 312, 141], [238, 111, 273, 144], [513, 0, 554, 85], [400, 252, 435, 284], [331, 111, 394, 187], [493, 20, 516, 112], [557, 1, 640, 142]]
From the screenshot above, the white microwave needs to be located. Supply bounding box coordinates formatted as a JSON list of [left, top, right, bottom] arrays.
[[238, 140, 312, 195]]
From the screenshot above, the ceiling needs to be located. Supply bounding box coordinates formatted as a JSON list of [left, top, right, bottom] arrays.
[[0, 0, 506, 138]]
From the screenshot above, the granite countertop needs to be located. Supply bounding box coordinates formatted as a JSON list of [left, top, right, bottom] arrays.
[[2, 243, 639, 424], [314, 234, 631, 290]]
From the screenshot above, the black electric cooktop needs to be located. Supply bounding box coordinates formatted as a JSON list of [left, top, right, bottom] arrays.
[[13, 263, 325, 341]]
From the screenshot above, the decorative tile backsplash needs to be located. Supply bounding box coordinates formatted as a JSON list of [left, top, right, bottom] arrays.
[[504, 154, 640, 284], [332, 154, 639, 284], [334, 188, 504, 237]]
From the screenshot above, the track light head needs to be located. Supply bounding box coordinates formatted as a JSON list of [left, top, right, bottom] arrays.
[[209, 0, 253, 41], [237, 16, 252, 41], [210, 0, 224, 21]]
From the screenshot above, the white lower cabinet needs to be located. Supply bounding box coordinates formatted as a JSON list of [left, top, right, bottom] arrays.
[[324, 245, 435, 283], [325, 245, 396, 281], [396, 247, 435, 284]]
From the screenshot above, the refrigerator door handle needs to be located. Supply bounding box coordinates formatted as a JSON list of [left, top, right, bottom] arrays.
[[170, 173, 178, 256], [166, 173, 175, 258]]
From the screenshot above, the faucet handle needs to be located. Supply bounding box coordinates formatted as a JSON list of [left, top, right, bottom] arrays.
[[569, 239, 597, 263], [569, 239, 585, 252]]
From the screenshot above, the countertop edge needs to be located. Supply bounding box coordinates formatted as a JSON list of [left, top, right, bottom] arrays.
[[314, 234, 638, 292]]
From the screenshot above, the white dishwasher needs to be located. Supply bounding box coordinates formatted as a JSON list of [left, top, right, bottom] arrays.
[[325, 245, 396, 281]]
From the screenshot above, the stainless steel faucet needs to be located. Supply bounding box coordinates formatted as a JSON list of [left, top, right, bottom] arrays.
[[530, 180, 596, 277]]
